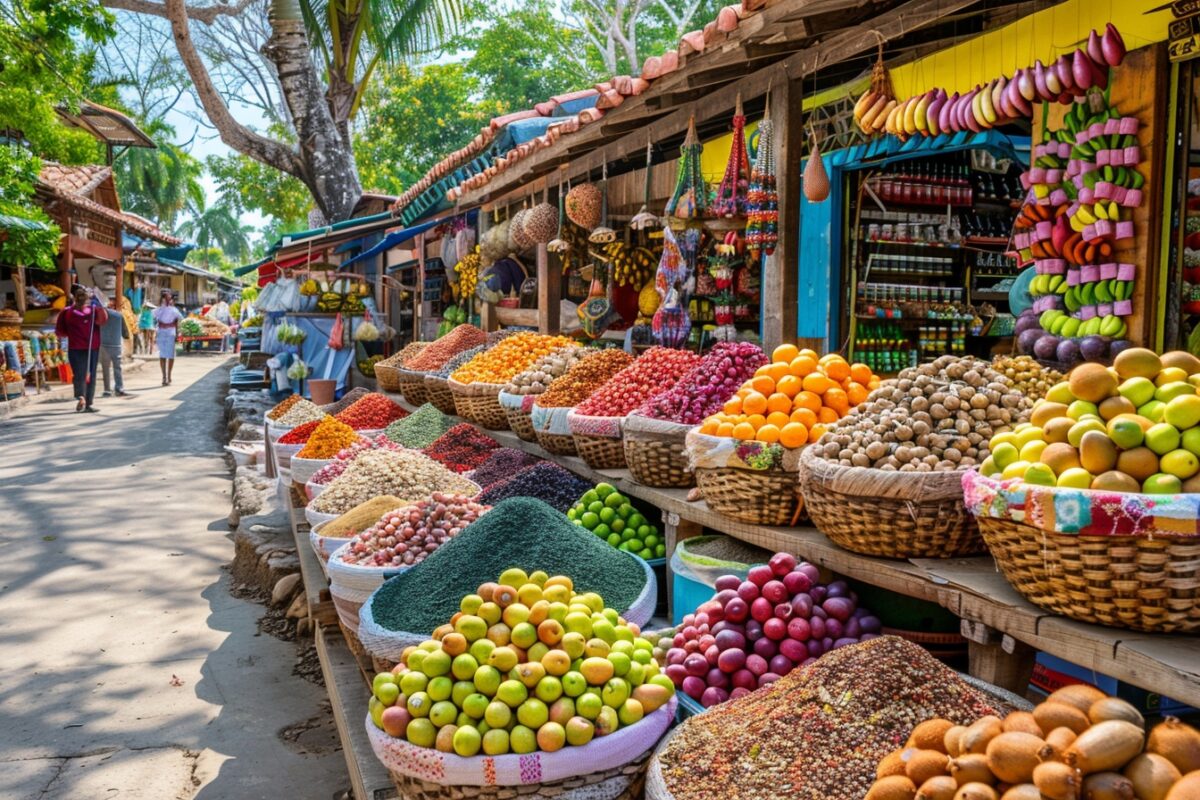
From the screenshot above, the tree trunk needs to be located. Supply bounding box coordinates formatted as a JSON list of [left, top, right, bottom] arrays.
[[266, 0, 362, 221]]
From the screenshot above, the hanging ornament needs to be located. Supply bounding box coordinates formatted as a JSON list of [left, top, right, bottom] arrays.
[[588, 162, 617, 244], [547, 179, 571, 254], [665, 115, 708, 220], [629, 139, 660, 230], [804, 127, 830, 203], [651, 226, 692, 348], [745, 99, 779, 260], [713, 94, 750, 218]]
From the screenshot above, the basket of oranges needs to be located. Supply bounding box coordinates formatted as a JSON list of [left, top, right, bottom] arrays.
[[690, 346, 880, 526]]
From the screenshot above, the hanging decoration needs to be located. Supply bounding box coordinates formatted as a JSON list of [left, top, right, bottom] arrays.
[[525, 185, 559, 244], [804, 128, 830, 203], [713, 94, 751, 218], [548, 179, 571, 254], [853, 37, 898, 136], [588, 162, 617, 244], [745, 99, 778, 260], [665, 116, 708, 220], [630, 140, 660, 230], [565, 182, 603, 229], [652, 226, 693, 347]]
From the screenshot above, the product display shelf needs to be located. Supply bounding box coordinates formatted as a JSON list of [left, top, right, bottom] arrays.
[[315, 625, 400, 800], [383, 391, 1200, 708], [287, 500, 338, 628]]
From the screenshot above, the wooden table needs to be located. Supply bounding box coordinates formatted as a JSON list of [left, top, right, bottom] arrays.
[[382, 391, 1200, 709]]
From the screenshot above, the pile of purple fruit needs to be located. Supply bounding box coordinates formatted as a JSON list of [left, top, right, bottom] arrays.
[[663, 552, 881, 708]]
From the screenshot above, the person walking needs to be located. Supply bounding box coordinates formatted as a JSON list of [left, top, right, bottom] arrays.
[[55, 285, 108, 412], [136, 301, 155, 355], [153, 289, 183, 385], [99, 305, 130, 397]]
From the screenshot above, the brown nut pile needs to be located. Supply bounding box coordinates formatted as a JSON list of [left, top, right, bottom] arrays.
[[535, 348, 634, 408], [310, 449, 478, 514], [991, 354, 1063, 402], [814, 355, 1034, 472], [502, 345, 584, 395]]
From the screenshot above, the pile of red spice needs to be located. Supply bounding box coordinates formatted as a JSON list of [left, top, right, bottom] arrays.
[[278, 418, 323, 444], [421, 423, 500, 473], [334, 393, 408, 430]]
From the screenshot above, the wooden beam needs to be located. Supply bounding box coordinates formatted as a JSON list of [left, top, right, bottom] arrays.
[[761, 77, 801, 350], [536, 243, 560, 334]]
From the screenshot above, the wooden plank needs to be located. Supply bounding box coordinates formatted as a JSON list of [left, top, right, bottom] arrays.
[[761, 76, 802, 351], [316, 627, 399, 800], [662, 513, 703, 621], [287, 481, 339, 627], [536, 243, 560, 334]]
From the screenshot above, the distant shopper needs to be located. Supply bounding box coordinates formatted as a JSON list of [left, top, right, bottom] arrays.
[[99, 308, 130, 398], [153, 289, 183, 386], [55, 285, 109, 412], [137, 301, 155, 354]]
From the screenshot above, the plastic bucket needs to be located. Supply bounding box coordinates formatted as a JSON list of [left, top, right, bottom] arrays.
[[309, 379, 336, 406]]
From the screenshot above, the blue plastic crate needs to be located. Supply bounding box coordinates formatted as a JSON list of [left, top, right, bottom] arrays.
[[675, 692, 707, 721], [672, 570, 716, 625]]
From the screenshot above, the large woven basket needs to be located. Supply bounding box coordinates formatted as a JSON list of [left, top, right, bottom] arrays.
[[504, 406, 536, 441], [536, 430, 577, 456], [798, 448, 984, 559], [977, 517, 1200, 634], [398, 368, 429, 407], [450, 379, 510, 431], [695, 466, 800, 526], [574, 433, 627, 470], [424, 374, 459, 415], [388, 748, 655, 800], [374, 363, 403, 392]]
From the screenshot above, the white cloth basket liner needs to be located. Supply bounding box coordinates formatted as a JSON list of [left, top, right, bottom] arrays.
[[567, 409, 623, 439], [291, 455, 331, 485], [498, 390, 538, 412], [305, 480, 327, 501], [309, 523, 353, 564], [530, 403, 573, 435], [364, 696, 675, 787], [305, 505, 340, 528]]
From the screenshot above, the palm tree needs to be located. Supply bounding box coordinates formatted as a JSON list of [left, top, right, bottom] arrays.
[[112, 118, 205, 230], [293, 0, 461, 138], [177, 194, 253, 269]]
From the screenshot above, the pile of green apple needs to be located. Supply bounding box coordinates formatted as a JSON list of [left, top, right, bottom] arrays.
[[980, 348, 1200, 494], [567, 483, 666, 560], [367, 568, 674, 757]]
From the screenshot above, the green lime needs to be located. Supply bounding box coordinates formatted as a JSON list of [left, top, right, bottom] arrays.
[[626, 539, 643, 552], [566, 508, 578, 520], [593, 524, 610, 539], [604, 492, 624, 509], [617, 503, 634, 518], [581, 490, 598, 505], [606, 533, 621, 547], [610, 518, 625, 533], [655, 544, 666, 557], [618, 542, 632, 551], [638, 548, 653, 560], [620, 527, 637, 541], [598, 507, 616, 524], [643, 534, 659, 548], [580, 512, 599, 529], [628, 514, 646, 529], [595, 482, 616, 499], [637, 525, 651, 538], [587, 501, 604, 514]]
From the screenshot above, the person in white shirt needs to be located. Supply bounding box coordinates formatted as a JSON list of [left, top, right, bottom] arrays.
[[152, 290, 184, 385]]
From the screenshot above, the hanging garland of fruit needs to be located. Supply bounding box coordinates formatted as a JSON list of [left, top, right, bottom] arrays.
[[745, 102, 778, 260], [713, 95, 750, 218], [665, 116, 708, 220]]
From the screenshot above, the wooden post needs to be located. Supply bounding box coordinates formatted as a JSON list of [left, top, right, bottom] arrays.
[[415, 232, 425, 343], [480, 302, 498, 332], [760, 77, 801, 350], [536, 243, 560, 334], [961, 619, 1037, 695], [662, 512, 703, 623]]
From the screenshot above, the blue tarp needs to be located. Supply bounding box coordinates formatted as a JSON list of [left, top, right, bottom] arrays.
[[341, 210, 478, 269], [796, 130, 1029, 350], [284, 315, 356, 395]]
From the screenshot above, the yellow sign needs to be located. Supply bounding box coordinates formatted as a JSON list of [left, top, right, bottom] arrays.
[[1169, 14, 1200, 61]]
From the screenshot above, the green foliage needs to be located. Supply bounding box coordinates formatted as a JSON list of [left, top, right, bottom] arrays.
[[177, 194, 253, 265], [206, 148, 311, 235], [112, 118, 204, 229], [185, 246, 236, 277], [0, 148, 60, 270]]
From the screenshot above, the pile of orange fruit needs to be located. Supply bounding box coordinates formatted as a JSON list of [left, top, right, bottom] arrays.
[[698, 345, 881, 448], [450, 333, 574, 385]]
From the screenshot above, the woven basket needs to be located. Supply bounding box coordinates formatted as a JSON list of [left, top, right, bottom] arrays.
[[339, 619, 369, 662], [798, 448, 984, 559], [374, 363, 403, 392], [695, 466, 800, 526], [574, 433, 627, 470], [424, 374, 459, 415], [388, 748, 654, 800], [398, 368, 429, 407], [979, 516, 1200, 633], [624, 438, 693, 488], [535, 430, 578, 456], [450, 380, 510, 431], [504, 405, 537, 441]]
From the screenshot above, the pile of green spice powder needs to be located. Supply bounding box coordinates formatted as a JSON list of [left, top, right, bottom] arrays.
[[383, 403, 454, 448], [368, 497, 649, 635], [649, 637, 1001, 800]]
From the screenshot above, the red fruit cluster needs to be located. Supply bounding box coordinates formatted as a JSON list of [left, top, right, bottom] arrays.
[[278, 418, 322, 444], [340, 493, 489, 567], [665, 552, 880, 709], [575, 346, 701, 417], [637, 342, 767, 425], [422, 423, 500, 473], [335, 393, 408, 430], [404, 324, 487, 371]]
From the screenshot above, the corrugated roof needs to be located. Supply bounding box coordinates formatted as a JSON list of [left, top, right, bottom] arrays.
[[55, 100, 157, 149]]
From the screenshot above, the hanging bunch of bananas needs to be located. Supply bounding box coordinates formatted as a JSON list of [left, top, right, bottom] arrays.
[[556, 220, 593, 276], [455, 248, 481, 300], [591, 242, 657, 287]]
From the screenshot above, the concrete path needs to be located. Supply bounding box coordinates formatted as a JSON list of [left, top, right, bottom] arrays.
[[0, 356, 347, 799]]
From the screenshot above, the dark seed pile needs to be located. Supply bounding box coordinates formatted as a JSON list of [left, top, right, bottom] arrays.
[[321, 386, 370, 416], [477, 462, 592, 513], [470, 448, 541, 489], [433, 345, 486, 379], [421, 423, 500, 473], [383, 403, 454, 449], [653, 636, 1000, 800], [369, 497, 649, 634]]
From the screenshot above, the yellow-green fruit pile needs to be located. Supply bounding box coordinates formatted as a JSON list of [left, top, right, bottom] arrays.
[[980, 348, 1200, 494], [991, 354, 1063, 402], [367, 569, 674, 757]]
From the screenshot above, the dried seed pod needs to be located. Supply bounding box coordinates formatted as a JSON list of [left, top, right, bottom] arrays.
[[1034, 760, 1082, 800]]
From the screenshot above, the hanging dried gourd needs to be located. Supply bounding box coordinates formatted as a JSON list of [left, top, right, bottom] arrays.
[[852, 38, 898, 136], [745, 101, 778, 260], [713, 94, 750, 218], [665, 116, 708, 220], [547, 180, 571, 253], [524, 186, 558, 244], [804, 129, 830, 203], [629, 140, 660, 230], [509, 201, 535, 251], [565, 182, 603, 229]]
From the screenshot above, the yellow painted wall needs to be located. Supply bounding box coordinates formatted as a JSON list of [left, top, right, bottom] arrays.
[[701, 121, 760, 183]]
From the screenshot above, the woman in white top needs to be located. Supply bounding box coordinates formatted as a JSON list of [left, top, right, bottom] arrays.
[[153, 290, 184, 385]]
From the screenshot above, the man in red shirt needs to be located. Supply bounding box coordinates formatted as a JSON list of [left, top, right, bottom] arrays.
[[55, 285, 110, 412]]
